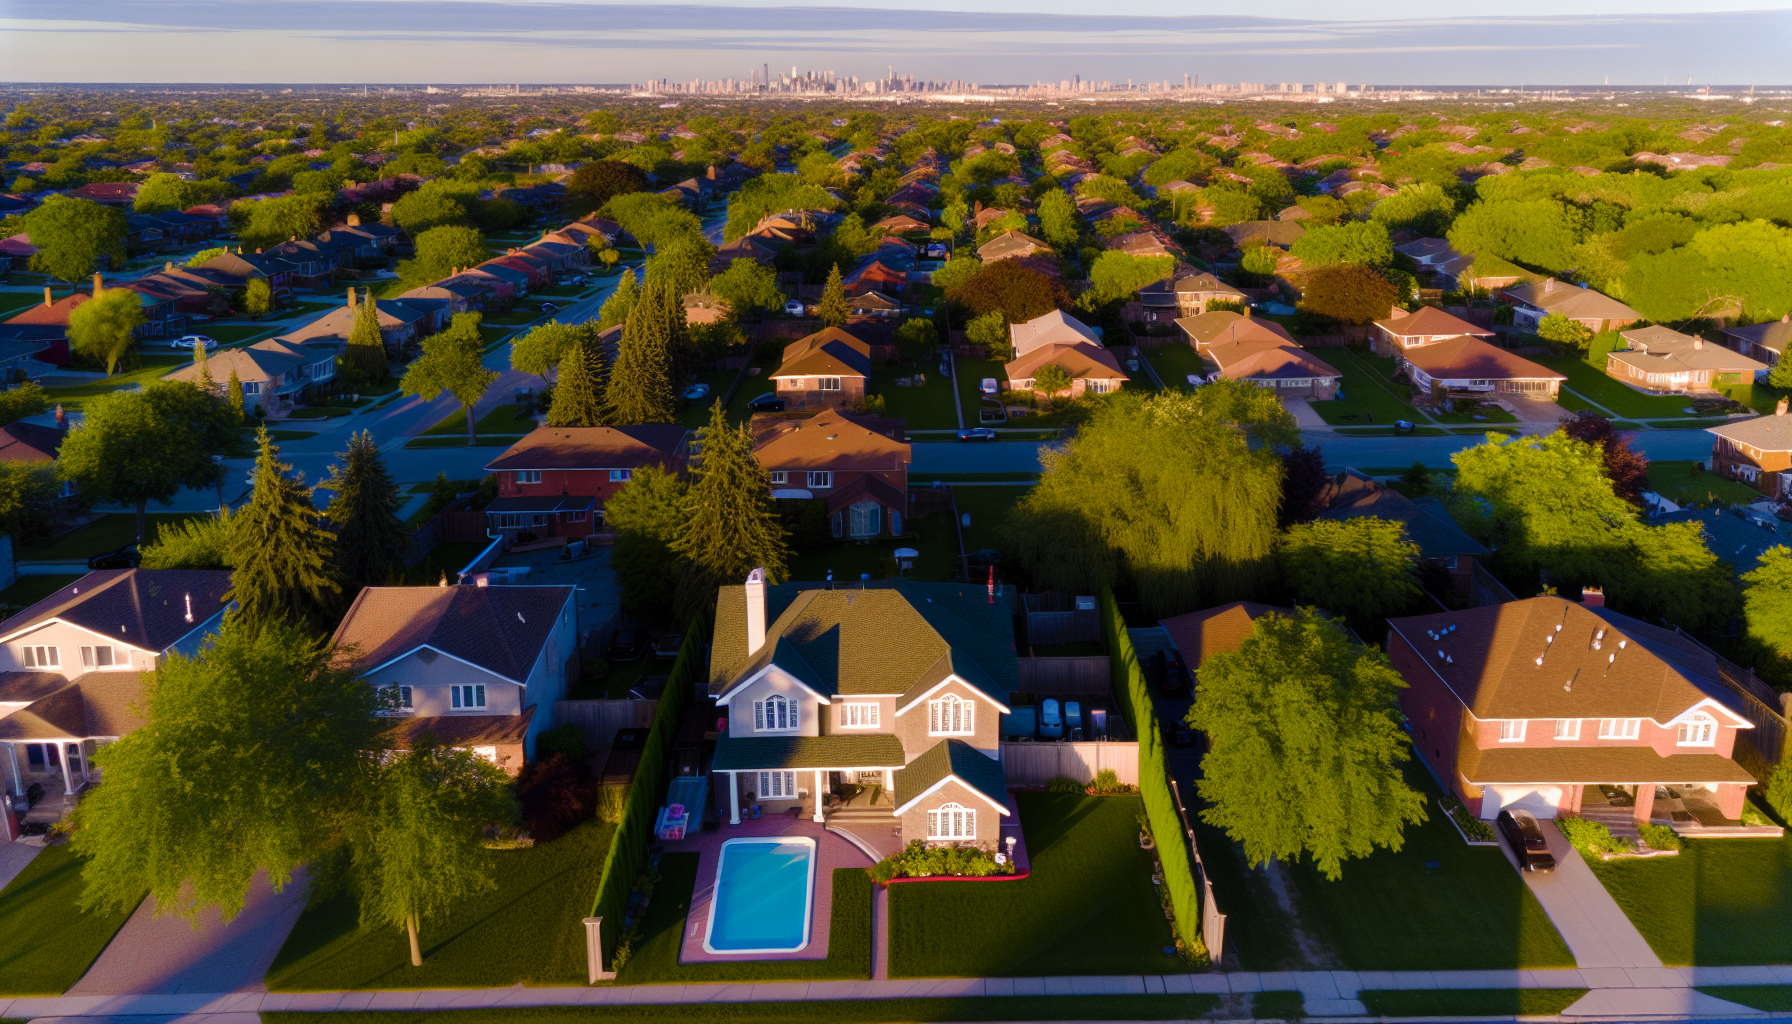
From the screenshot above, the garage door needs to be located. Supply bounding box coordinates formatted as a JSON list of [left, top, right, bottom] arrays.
[[1483, 785, 1564, 820]]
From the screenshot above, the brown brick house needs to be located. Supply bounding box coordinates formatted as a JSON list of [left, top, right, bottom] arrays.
[[1606, 325, 1766, 394], [482, 425, 693, 541], [1371, 306, 1496, 357], [772, 327, 873, 411], [1706, 401, 1792, 498], [751, 409, 911, 539]]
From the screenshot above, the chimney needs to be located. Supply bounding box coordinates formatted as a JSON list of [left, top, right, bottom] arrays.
[[1544, 279, 1556, 293], [347, 287, 357, 309], [54, 404, 65, 429], [1693, 337, 1703, 350], [42, 286, 51, 307], [744, 567, 768, 655], [347, 212, 361, 226], [1581, 586, 1604, 608], [93, 272, 103, 297], [164, 261, 173, 273], [1778, 396, 1788, 417]]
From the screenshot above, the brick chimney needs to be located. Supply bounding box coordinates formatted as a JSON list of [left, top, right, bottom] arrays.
[[1694, 337, 1703, 350], [54, 404, 65, 429], [42, 286, 51, 307], [1582, 586, 1605, 608], [164, 261, 174, 272], [744, 567, 767, 655], [1778, 396, 1788, 417], [347, 212, 361, 226], [347, 287, 357, 309], [92, 272, 103, 297], [1544, 278, 1556, 293]]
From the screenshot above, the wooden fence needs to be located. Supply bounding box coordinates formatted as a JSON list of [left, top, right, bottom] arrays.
[[1000, 740, 1140, 787], [552, 699, 658, 746], [1171, 777, 1228, 964], [1023, 592, 1102, 645], [1016, 656, 1113, 694]]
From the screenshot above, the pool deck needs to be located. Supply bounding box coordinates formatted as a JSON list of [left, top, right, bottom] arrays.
[[670, 816, 875, 965]]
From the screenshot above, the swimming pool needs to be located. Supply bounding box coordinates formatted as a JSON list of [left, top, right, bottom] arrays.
[[703, 837, 817, 954]]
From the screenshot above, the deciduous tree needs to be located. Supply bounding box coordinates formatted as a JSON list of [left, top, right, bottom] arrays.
[[68, 287, 143, 377], [243, 276, 273, 318], [709, 259, 783, 319], [325, 430, 407, 590], [140, 509, 235, 570], [1033, 363, 1073, 405], [1298, 264, 1401, 326], [946, 259, 1070, 324], [510, 320, 583, 388], [606, 465, 691, 622], [1537, 312, 1593, 350], [566, 159, 649, 215], [895, 318, 937, 364], [1278, 517, 1420, 627], [401, 313, 500, 443], [0, 462, 60, 543], [1087, 251, 1175, 303], [1562, 413, 1648, 506], [58, 381, 237, 542], [24, 195, 126, 284], [1036, 189, 1080, 249], [412, 225, 490, 282], [1290, 220, 1395, 269], [598, 268, 638, 330], [229, 428, 340, 630]]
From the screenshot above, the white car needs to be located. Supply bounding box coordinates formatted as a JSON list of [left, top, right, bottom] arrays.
[[177, 334, 218, 350], [979, 378, 999, 395], [783, 300, 806, 316]]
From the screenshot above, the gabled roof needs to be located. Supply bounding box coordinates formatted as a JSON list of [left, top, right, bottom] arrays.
[[1375, 306, 1494, 339], [1222, 220, 1306, 248], [164, 338, 333, 386], [1175, 311, 1295, 348], [1393, 237, 1458, 261], [893, 738, 1011, 814], [3, 293, 90, 327], [775, 327, 873, 380], [0, 673, 146, 741], [1504, 280, 1639, 321], [750, 409, 909, 472], [1207, 337, 1338, 382], [0, 421, 67, 464], [332, 585, 574, 684], [1009, 309, 1100, 358], [1457, 743, 1755, 786], [1160, 602, 1288, 672], [976, 230, 1050, 261], [0, 569, 232, 653], [484, 425, 693, 472], [1400, 336, 1564, 382], [1321, 483, 1489, 560], [1719, 316, 1792, 357], [1138, 270, 1245, 302], [1004, 340, 1128, 383], [1709, 410, 1792, 453]]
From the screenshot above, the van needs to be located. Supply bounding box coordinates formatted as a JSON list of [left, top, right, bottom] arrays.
[[1039, 699, 1063, 740], [1002, 706, 1037, 741]]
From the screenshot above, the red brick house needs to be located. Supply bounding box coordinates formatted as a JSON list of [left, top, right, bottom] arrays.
[[1706, 399, 1792, 498], [772, 327, 873, 411], [1389, 595, 1759, 827], [1371, 306, 1496, 357], [482, 425, 693, 542], [1605, 325, 1766, 395], [751, 410, 911, 539]]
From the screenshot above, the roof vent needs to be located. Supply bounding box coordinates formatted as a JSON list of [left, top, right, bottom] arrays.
[[418, 648, 438, 665], [517, 612, 527, 623], [184, 593, 194, 623]]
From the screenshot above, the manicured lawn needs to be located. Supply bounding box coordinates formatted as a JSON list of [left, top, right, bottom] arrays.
[[1583, 835, 1792, 966], [954, 357, 1005, 427], [888, 793, 1184, 977], [1715, 382, 1780, 415], [262, 994, 1223, 1024], [1309, 348, 1423, 427], [953, 484, 1031, 555], [1140, 342, 1208, 390], [1647, 459, 1763, 506], [616, 853, 871, 983], [286, 406, 352, 420], [42, 355, 189, 411], [18, 513, 209, 561], [1186, 811, 1303, 971], [0, 290, 58, 315], [727, 359, 782, 422], [675, 370, 739, 428], [265, 820, 616, 990], [786, 501, 961, 585], [1699, 987, 1792, 1011], [1539, 356, 1701, 419], [870, 362, 959, 430], [1286, 773, 1576, 970], [1358, 989, 1587, 1017], [425, 404, 540, 437], [0, 574, 81, 611], [0, 844, 143, 996]]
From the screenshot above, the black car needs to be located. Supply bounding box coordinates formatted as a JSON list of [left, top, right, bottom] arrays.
[[606, 628, 647, 662], [1496, 809, 1557, 872], [88, 545, 140, 570], [653, 633, 685, 659], [1170, 721, 1197, 748], [1155, 649, 1190, 696], [747, 393, 786, 412]]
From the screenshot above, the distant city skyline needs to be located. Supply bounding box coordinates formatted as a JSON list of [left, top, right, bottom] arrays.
[[2, 2, 1790, 88]]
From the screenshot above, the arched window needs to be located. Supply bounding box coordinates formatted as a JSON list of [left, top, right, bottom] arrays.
[[929, 694, 974, 736], [754, 693, 797, 732], [927, 802, 976, 840]]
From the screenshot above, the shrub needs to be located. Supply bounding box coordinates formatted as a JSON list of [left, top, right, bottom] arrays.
[[535, 723, 588, 763], [596, 783, 628, 824], [1089, 768, 1135, 795], [516, 752, 597, 843], [1442, 798, 1496, 842], [873, 839, 1010, 879], [1558, 815, 1627, 856], [1638, 823, 1683, 851], [1046, 776, 1084, 793]]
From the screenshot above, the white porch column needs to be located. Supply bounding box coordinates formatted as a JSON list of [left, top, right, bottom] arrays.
[[79, 741, 91, 786], [61, 743, 76, 795], [727, 771, 740, 825], [3, 742, 19, 796], [813, 769, 825, 823]]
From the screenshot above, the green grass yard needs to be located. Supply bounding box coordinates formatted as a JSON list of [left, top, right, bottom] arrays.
[[1308, 348, 1423, 427], [1646, 460, 1762, 506], [266, 820, 615, 990], [424, 404, 540, 437], [1139, 342, 1209, 390], [1357, 989, 1587, 1017], [870, 363, 960, 430], [1539, 356, 1704, 419], [18, 513, 209, 561], [0, 574, 81, 611], [42, 354, 189, 411], [616, 854, 871, 983], [675, 371, 740, 428], [953, 484, 1031, 555], [261, 995, 1223, 1024], [1699, 987, 1792, 1011], [954, 357, 1005, 428], [888, 793, 1184, 978], [0, 844, 143, 996], [1584, 835, 1792, 966]]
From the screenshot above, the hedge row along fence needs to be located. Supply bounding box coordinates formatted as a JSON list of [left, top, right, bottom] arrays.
[[1101, 587, 1203, 957], [589, 614, 704, 970]]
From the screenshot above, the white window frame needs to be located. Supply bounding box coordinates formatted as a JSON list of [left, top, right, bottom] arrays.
[[1676, 714, 1716, 747], [517, 470, 542, 485], [927, 802, 976, 840], [609, 469, 632, 482], [839, 703, 880, 729], [80, 645, 120, 669], [20, 644, 58, 669], [1554, 719, 1581, 741], [754, 694, 799, 733], [1497, 719, 1526, 742], [241, 381, 262, 395], [757, 770, 797, 799], [769, 471, 787, 485], [1597, 718, 1641, 740], [929, 694, 975, 736], [807, 470, 833, 489], [817, 376, 842, 392], [451, 684, 487, 709]]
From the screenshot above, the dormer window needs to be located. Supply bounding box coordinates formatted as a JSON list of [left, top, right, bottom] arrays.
[[929, 694, 975, 736], [754, 694, 798, 733], [1677, 713, 1715, 747]]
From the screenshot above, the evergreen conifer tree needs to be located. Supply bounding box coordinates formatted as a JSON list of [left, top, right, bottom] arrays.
[[325, 429, 408, 589], [227, 427, 340, 630], [227, 369, 245, 420], [346, 289, 389, 381], [605, 284, 675, 424], [671, 401, 789, 616], [546, 332, 613, 427], [194, 336, 213, 394], [597, 268, 638, 330], [817, 262, 850, 327]]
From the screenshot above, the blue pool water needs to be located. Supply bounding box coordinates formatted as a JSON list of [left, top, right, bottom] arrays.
[[704, 838, 816, 954]]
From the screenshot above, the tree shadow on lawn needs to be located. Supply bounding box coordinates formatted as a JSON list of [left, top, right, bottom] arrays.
[[1586, 834, 1792, 967]]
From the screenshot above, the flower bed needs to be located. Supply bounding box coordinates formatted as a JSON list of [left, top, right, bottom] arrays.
[[1439, 794, 1498, 844], [872, 840, 1023, 883]]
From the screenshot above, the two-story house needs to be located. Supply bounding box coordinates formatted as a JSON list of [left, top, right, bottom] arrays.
[[0, 569, 232, 816], [1136, 269, 1246, 325], [1370, 306, 1496, 358], [1501, 279, 1640, 335], [332, 584, 579, 772], [482, 425, 693, 543], [752, 410, 911, 539], [1706, 398, 1792, 498], [772, 327, 873, 411], [708, 571, 1014, 851], [1389, 595, 1758, 827]]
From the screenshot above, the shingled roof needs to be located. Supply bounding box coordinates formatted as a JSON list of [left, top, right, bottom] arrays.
[[0, 569, 232, 652], [332, 585, 574, 683], [484, 425, 692, 472], [0, 673, 148, 741], [894, 738, 1010, 812], [1161, 602, 1288, 672]]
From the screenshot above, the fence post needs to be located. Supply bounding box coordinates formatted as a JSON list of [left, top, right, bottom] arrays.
[[583, 916, 617, 982]]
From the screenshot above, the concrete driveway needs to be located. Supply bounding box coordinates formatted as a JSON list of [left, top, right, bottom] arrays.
[[65, 869, 310, 995]]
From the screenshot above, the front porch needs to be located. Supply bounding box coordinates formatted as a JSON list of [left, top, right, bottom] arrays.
[[4, 739, 98, 829], [1576, 782, 1781, 838]]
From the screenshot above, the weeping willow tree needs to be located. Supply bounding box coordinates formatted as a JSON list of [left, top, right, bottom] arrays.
[[1003, 384, 1290, 618]]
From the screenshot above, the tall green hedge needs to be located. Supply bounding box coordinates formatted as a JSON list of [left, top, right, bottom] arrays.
[[589, 617, 704, 968], [1101, 588, 1201, 951]]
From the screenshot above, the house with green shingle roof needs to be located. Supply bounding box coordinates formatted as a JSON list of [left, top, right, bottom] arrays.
[[709, 570, 1015, 850]]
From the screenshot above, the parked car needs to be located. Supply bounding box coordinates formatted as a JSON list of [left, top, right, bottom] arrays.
[[565, 273, 587, 285], [682, 383, 711, 401], [88, 545, 140, 571], [957, 427, 997, 442], [176, 334, 218, 350], [653, 633, 685, 659], [1038, 698, 1063, 740], [1003, 706, 1037, 741], [606, 628, 647, 662], [1496, 809, 1557, 872], [1065, 700, 1083, 741], [540, 302, 560, 313], [1170, 721, 1197, 748], [1155, 649, 1190, 697], [979, 378, 999, 395], [782, 300, 806, 316], [747, 393, 786, 412]]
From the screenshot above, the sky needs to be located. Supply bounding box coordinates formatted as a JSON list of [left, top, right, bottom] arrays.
[[2, 1, 1790, 87]]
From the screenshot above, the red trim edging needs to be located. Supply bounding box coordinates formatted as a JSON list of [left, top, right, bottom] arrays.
[[886, 868, 1030, 884]]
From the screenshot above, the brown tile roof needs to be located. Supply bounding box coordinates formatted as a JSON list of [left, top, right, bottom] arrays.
[[379, 712, 533, 750], [774, 327, 873, 380], [1399, 336, 1564, 381], [331, 585, 575, 683], [0, 672, 148, 740], [1004, 341, 1128, 384], [1375, 306, 1494, 339], [1175, 311, 1296, 348], [1161, 602, 1288, 672], [0, 570, 232, 653], [0, 422, 67, 464], [1457, 743, 1755, 786], [751, 410, 909, 473], [484, 425, 692, 472]]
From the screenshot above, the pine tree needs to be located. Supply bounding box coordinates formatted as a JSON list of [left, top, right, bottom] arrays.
[[227, 369, 245, 420], [228, 427, 340, 630], [605, 284, 675, 424], [325, 429, 408, 589], [194, 337, 213, 395], [546, 332, 613, 427], [817, 262, 850, 327], [597, 268, 638, 330], [671, 401, 789, 617], [346, 289, 389, 381]]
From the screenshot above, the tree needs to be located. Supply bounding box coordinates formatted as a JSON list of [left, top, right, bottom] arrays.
[[598, 268, 638, 330], [947, 259, 1070, 324], [1290, 220, 1395, 269], [1033, 364, 1073, 405], [134, 173, 222, 216], [227, 369, 245, 420], [606, 464, 691, 621], [930, 254, 982, 291], [401, 313, 500, 443], [58, 382, 236, 542], [964, 310, 1010, 360], [413, 225, 490, 282], [140, 509, 235, 570], [1446, 198, 1585, 276], [68, 287, 143, 377], [325, 430, 407, 590], [1745, 546, 1792, 662], [243, 276, 273, 318], [606, 285, 678, 424], [1279, 518, 1420, 627], [511, 320, 584, 388], [566, 159, 650, 215], [709, 259, 783, 319], [1279, 444, 1329, 527], [345, 290, 389, 382], [1036, 189, 1080, 249], [1087, 251, 1176, 303], [724, 173, 839, 242], [605, 192, 703, 251], [646, 234, 718, 301], [230, 193, 333, 251], [895, 318, 937, 364], [389, 180, 479, 238], [817, 263, 850, 328], [24, 195, 126, 284], [0, 462, 60, 543], [229, 428, 340, 630], [671, 402, 790, 617], [349, 740, 514, 966], [547, 334, 614, 427], [71, 615, 380, 923], [1772, 353, 1792, 392], [1371, 182, 1457, 237], [1298, 264, 1401, 326], [185, 247, 227, 268], [192, 335, 214, 394], [1562, 413, 1648, 506], [1537, 312, 1594, 350], [1187, 609, 1427, 880], [1240, 245, 1281, 281]]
